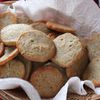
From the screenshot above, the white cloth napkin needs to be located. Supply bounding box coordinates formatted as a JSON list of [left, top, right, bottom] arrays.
[[0, 77, 99, 100], [13, 0, 100, 37], [0, 78, 41, 100]]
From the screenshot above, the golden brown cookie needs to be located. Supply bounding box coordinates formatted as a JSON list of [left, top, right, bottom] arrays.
[[0, 47, 19, 65], [17, 30, 56, 62], [30, 65, 65, 98], [1, 24, 33, 46], [46, 21, 76, 33], [0, 59, 25, 79], [0, 11, 17, 29]]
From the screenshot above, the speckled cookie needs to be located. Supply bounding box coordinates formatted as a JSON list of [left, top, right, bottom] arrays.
[[17, 30, 56, 62], [30, 65, 65, 98], [0, 59, 25, 79], [1, 24, 33, 46]]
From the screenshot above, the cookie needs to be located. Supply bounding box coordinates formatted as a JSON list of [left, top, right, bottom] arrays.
[[17, 30, 56, 62], [31, 21, 51, 34], [46, 21, 76, 33], [52, 33, 86, 68], [83, 57, 100, 87], [1, 24, 33, 46], [30, 65, 65, 98], [0, 47, 19, 65], [0, 59, 25, 79], [0, 11, 17, 29]]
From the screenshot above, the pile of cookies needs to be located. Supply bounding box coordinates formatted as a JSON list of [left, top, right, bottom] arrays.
[[0, 10, 97, 98]]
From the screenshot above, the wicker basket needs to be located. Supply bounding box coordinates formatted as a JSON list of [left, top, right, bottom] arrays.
[[0, 1, 100, 100]]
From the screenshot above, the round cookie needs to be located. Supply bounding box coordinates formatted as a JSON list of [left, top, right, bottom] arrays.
[[30, 65, 65, 98], [1, 24, 33, 46], [83, 57, 100, 87], [0, 11, 17, 29], [0, 59, 25, 79], [0, 47, 19, 65], [52, 33, 83, 68], [17, 30, 56, 62], [46, 21, 76, 33]]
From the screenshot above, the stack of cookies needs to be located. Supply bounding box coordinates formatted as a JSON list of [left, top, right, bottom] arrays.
[[0, 11, 90, 98]]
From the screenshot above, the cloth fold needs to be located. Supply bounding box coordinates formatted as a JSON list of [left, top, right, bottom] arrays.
[[0, 78, 41, 100], [53, 77, 100, 100], [0, 77, 99, 100]]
